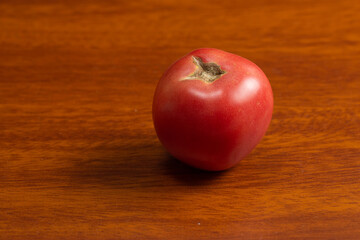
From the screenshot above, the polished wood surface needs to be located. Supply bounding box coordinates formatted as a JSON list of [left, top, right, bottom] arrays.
[[1, 0, 360, 239]]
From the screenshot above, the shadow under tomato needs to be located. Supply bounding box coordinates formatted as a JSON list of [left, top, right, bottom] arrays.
[[162, 154, 227, 186], [66, 143, 226, 189]]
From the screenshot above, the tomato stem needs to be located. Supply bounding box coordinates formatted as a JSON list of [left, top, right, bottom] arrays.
[[182, 56, 226, 83]]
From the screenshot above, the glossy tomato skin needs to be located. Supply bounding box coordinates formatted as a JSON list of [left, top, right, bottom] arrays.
[[152, 48, 273, 171]]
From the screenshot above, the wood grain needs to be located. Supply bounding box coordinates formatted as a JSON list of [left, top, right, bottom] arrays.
[[1, 0, 360, 239]]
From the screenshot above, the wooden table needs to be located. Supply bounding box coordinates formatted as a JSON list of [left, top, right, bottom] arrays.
[[1, 0, 360, 239]]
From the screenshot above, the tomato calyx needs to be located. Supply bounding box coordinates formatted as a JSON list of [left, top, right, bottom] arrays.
[[182, 56, 226, 83]]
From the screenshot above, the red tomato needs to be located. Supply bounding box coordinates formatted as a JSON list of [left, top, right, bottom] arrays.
[[152, 48, 273, 171]]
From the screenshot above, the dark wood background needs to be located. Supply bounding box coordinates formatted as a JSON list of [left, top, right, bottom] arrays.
[[1, 0, 360, 239]]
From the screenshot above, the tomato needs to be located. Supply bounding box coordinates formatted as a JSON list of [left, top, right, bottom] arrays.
[[152, 48, 273, 171]]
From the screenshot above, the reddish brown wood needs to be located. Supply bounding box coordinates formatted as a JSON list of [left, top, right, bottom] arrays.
[[1, 0, 360, 239]]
